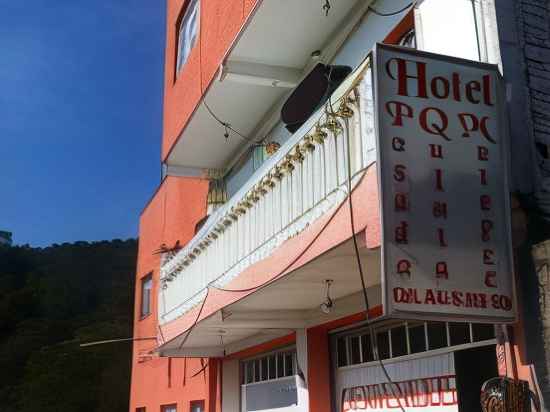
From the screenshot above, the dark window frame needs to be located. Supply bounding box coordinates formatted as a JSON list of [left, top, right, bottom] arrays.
[[140, 273, 153, 319], [161, 404, 177, 412], [189, 400, 204, 412]]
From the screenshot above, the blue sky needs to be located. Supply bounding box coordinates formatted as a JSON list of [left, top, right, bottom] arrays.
[[0, 1, 165, 247]]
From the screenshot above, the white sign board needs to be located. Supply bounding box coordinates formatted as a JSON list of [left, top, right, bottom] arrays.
[[374, 43, 515, 322], [337, 352, 457, 412]]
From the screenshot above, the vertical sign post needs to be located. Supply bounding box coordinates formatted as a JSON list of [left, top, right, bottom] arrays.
[[374, 43, 516, 322]]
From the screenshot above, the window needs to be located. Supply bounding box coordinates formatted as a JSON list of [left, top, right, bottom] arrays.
[[376, 330, 390, 360], [176, 0, 199, 74], [242, 349, 296, 384], [190, 400, 204, 412], [427, 322, 447, 350], [449, 322, 470, 346], [140, 274, 153, 318], [472, 323, 495, 342], [337, 337, 348, 367], [408, 322, 426, 354], [161, 405, 177, 412], [136, 408, 146, 412], [336, 321, 496, 368], [349, 335, 361, 364], [390, 325, 407, 358]]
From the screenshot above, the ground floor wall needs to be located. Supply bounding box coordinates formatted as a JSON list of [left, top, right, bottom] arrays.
[[130, 356, 216, 412], [128, 312, 542, 412]]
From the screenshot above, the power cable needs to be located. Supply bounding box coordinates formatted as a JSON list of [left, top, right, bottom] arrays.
[[208, 180, 359, 293], [176, 286, 211, 350], [191, 358, 208, 380], [368, 2, 414, 17], [79, 336, 157, 348], [342, 115, 405, 412], [202, 100, 255, 143], [322, 0, 331, 16]]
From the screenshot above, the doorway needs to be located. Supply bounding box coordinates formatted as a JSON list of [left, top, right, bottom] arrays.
[[454, 344, 498, 412]]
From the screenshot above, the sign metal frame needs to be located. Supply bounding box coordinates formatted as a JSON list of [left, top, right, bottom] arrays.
[[373, 42, 516, 324]]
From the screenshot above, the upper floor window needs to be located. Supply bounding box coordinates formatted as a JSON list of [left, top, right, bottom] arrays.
[[140, 273, 153, 318], [176, 0, 200, 74], [190, 400, 204, 412], [161, 404, 177, 412], [242, 349, 297, 385]]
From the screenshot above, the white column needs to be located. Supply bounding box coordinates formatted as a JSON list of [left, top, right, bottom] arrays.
[[222, 359, 240, 412]]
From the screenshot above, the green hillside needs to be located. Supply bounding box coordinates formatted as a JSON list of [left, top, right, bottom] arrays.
[[0, 239, 137, 412]]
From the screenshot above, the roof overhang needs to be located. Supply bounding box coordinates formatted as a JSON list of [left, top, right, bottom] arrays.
[[165, 0, 369, 171], [158, 239, 383, 358]]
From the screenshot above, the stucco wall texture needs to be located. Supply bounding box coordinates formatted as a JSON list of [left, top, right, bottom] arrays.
[[131, 0, 260, 408], [130, 176, 210, 412], [162, 0, 259, 161]]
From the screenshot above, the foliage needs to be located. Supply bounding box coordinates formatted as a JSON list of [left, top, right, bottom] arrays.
[[0, 239, 137, 412]]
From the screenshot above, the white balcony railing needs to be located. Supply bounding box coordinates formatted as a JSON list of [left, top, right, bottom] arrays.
[[159, 58, 375, 324]]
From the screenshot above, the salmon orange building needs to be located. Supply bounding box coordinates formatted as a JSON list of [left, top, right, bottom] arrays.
[[130, 1, 550, 411]]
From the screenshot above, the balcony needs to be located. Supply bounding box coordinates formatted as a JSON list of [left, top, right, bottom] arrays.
[[159, 57, 376, 326]]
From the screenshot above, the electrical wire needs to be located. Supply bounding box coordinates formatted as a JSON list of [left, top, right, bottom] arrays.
[[322, 0, 331, 16], [191, 358, 208, 380], [202, 100, 255, 143], [208, 181, 359, 294], [368, 2, 414, 17], [342, 116, 405, 412], [177, 287, 211, 350], [79, 336, 157, 348]]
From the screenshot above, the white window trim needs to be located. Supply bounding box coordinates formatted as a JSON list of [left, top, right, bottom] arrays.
[[241, 346, 297, 385]]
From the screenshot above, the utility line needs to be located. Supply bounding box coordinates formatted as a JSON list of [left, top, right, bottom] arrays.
[[176, 287, 211, 350], [79, 337, 157, 348], [342, 115, 406, 412], [368, 2, 414, 17], [202, 100, 255, 143]]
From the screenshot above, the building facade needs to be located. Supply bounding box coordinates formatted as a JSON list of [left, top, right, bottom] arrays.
[[130, 1, 549, 411]]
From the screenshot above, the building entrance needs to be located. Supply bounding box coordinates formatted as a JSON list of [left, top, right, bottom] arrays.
[[331, 321, 497, 412], [455, 345, 498, 412]]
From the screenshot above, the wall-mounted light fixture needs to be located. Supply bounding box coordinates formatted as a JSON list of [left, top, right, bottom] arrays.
[[320, 279, 334, 314]]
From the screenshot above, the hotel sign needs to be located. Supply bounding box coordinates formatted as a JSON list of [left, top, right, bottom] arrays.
[[374, 43, 515, 322]]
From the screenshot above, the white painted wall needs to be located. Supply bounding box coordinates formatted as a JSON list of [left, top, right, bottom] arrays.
[[415, 0, 480, 61]]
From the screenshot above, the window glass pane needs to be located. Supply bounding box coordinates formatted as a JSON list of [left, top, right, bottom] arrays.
[[284, 353, 293, 376], [190, 401, 204, 412], [361, 334, 374, 363], [376, 331, 390, 359], [337, 337, 348, 367], [261, 357, 268, 381], [427, 322, 447, 350], [141, 275, 152, 317], [472, 323, 495, 342], [449, 322, 470, 346], [246, 361, 253, 384], [349, 336, 361, 365], [277, 353, 285, 378], [408, 323, 426, 354], [268, 355, 276, 380], [254, 359, 260, 382], [177, 0, 199, 72], [391, 326, 407, 358]]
